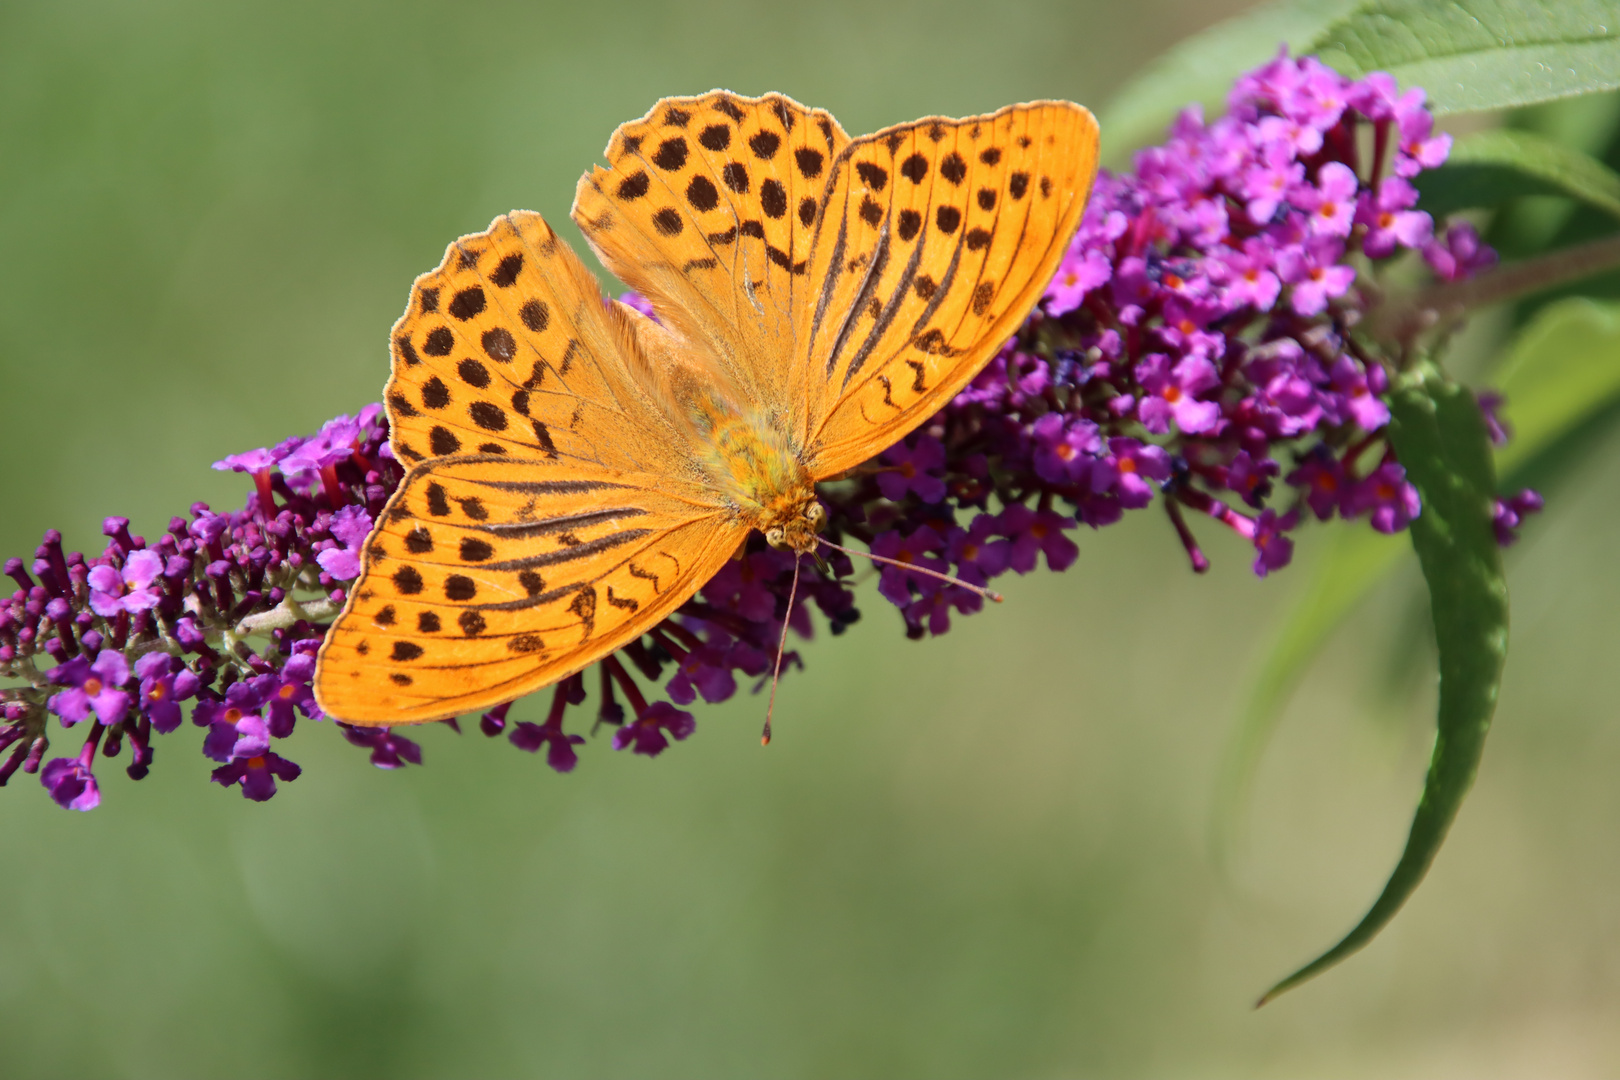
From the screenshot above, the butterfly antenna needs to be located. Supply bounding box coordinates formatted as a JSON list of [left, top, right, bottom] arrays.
[[818, 536, 1004, 603], [762, 554, 801, 747]]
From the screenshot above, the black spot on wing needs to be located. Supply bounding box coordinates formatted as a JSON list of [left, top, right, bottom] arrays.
[[749, 131, 780, 160], [652, 137, 688, 171], [520, 299, 549, 332], [491, 253, 522, 287], [618, 171, 650, 200], [760, 179, 787, 219], [652, 208, 683, 236], [423, 327, 453, 356], [686, 174, 719, 212], [448, 287, 485, 321]]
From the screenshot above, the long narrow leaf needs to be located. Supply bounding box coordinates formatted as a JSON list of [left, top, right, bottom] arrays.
[[1259, 369, 1508, 1005], [1493, 298, 1620, 476], [1418, 128, 1620, 221]]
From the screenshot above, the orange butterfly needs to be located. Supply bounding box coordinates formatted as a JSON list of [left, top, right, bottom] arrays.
[[313, 91, 1098, 726]]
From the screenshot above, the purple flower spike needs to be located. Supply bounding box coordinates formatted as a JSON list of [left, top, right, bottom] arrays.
[[946, 514, 1011, 586], [1423, 222, 1496, 281], [1287, 456, 1349, 520], [1493, 489, 1544, 546], [87, 549, 165, 618], [133, 652, 198, 734], [999, 504, 1080, 573], [1345, 462, 1423, 533], [341, 724, 423, 769], [1136, 354, 1221, 435], [212, 447, 281, 473], [509, 721, 586, 773], [263, 651, 321, 733], [1103, 438, 1171, 508], [612, 701, 695, 757], [1031, 414, 1103, 486], [1356, 177, 1432, 258], [666, 644, 738, 706], [1305, 162, 1359, 237], [877, 436, 948, 503], [195, 680, 269, 762], [1251, 509, 1297, 577], [211, 751, 301, 801], [41, 752, 100, 811], [871, 527, 949, 606], [315, 505, 373, 581], [1045, 248, 1112, 314], [1279, 237, 1357, 316], [48, 650, 131, 727]]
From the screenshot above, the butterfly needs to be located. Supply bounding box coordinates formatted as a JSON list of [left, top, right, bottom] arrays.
[[313, 91, 1098, 726]]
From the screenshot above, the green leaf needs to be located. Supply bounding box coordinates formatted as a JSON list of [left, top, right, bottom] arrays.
[[1311, 0, 1620, 115], [1260, 369, 1508, 1005], [1492, 297, 1620, 477], [1213, 526, 1408, 865], [1097, 0, 1367, 166], [1417, 128, 1620, 221]]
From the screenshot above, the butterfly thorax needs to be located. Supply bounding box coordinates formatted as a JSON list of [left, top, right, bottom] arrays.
[[688, 391, 822, 554]]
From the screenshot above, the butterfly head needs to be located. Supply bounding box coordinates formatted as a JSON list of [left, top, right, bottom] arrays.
[[763, 498, 826, 555]]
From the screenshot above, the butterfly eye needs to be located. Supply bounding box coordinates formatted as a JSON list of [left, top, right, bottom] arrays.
[[765, 526, 787, 549]]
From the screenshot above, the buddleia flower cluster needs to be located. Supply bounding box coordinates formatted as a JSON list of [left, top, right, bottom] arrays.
[[0, 51, 1539, 809]]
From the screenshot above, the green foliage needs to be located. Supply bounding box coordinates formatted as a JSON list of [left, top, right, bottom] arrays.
[[1418, 128, 1620, 221], [1494, 298, 1620, 479], [1312, 0, 1620, 113], [1102, 0, 1620, 165], [1097, 0, 1362, 164], [1261, 370, 1509, 1004]]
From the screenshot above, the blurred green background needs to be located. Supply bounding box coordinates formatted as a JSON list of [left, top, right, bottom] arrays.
[[4, 1, 1620, 1076]]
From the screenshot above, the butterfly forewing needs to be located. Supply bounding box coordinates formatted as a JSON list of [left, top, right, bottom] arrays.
[[315, 456, 746, 724], [572, 91, 849, 427], [796, 102, 1098, 477], [386, 211, 683, 472]]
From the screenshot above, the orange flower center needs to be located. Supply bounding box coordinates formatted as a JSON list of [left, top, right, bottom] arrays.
[[84, 677, 103, 696], [1163, 386, 1183, 403], [247, 756, 267, 769], [224, 707, 243, 724], [278, 684, 296, 699], [1119, 458, 1138, 474]]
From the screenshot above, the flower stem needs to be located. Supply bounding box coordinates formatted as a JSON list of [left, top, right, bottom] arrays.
[[1373, 232, 1620, 345]]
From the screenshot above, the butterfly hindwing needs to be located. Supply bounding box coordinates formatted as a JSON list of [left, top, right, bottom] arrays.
[[795, 102, 1099, 477], [386, 210, 687, 474], [315, 455, 747, 724], [572, 91, 850, 428]]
